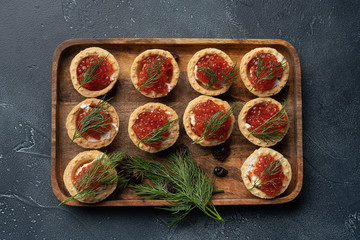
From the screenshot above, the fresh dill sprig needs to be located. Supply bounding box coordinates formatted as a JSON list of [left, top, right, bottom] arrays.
[[247, 159, 283, 191], [250, 56, 287, 91], [58, 152, 128, 206], [78, 55, 108, 89], [137, 119, 178, 149], [137, 56, 166, 89], [248, 101, 288, 143], [126, 147, 224, 227], [193, 103, 237, 144], [197, 62, 239, 89], [71, 97, 114, 143]]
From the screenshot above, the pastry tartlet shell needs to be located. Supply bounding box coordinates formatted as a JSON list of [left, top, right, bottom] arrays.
[[66, 98, 119, 149], [240, 147, 292, 199], [187, 48, 235, 96], [128, 102, 179, 153], [130, 49, 180, 98], [238, 97, 289, 147], [240, 47, 289, 97], [183, 95, 235, 146], [70, 47, 120, 98], [63, 150, 118, 204]]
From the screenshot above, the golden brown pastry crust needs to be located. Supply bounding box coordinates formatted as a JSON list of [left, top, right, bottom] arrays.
[[65, 98, 119, 149], [238, 97, 289, 147], [240, 147, 292, 199], [187, 48, 235, 96], [70, 47, 119, 98], [183, 95, 235, 146], [130, 49, 180, 98], [63, 150, 118, 204], [128, 102, 179, 153], [240, 47, 289, 97]]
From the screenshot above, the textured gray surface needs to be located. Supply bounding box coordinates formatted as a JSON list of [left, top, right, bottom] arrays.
[[1, 0, 360, 239]]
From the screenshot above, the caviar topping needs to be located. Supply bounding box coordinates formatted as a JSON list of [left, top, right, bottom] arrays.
[[132, 108, 171, 149], [191, 100, 232, 142], [196, 54, 237, 90], [77, 56, 114, 91], [248, 53, 285, 92], [137, 55, 173, 95], [248, 154, 286, 197]]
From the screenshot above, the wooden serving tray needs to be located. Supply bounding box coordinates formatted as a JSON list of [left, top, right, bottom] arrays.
[[51, 38, 302, 206]]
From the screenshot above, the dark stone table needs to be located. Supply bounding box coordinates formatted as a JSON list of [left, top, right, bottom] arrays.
[[1, 1, 359, 239]]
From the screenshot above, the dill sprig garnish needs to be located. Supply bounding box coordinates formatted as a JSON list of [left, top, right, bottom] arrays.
[[126, 146, 224, 227], [248, 101, 288, 143], [250, 56, 287, 91], [71, 98, 114, 143], [58, 152, 128, 206], [137, 119, 178, 149], [78, 55, 108, 89], [193, 103, 237, 144], [137, 56, 166, 89], [197, 63, 239, 89], [247, 158, 283, 191]]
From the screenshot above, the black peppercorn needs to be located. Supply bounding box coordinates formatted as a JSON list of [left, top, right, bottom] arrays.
[[130, 171, 143, 185], [212, 144, 230, 162], [163, 179, 175, 193], [214, 167, 228, 177]]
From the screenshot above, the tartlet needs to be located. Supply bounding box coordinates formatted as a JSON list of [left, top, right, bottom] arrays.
[[183, 95, 235, 146], [63, 150, 118, 204], [70, 47, 120, 97], [66, 98, 119, 149], [241, 147, 292, 199], [240, 47, 289, 97], [238, 97, 289, 147], [130, 49, 180, 98], [128, 102, 179, 153], [187, 48, 237, 96]]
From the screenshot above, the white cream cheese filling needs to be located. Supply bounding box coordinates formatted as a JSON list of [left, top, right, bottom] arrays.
[[110, 72, 116, 81], [190, 111, 195, 126]]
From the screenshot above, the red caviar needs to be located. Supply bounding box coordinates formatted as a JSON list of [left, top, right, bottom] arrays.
[[76, 107, 112, 140], [72, 161, 109, 191], [132, 108, 170, 148], [248, 53, 283, 91], [138, 55, 173, 95], [246, 102, 287, 135], [250, 154, 285, 197], [191, 100, 231, 141], [196, 54, 231, 89], [77, 56, 114, 91]]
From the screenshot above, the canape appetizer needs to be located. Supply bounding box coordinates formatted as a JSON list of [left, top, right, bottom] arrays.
[[130, 49, 179, 98], [241, 148, 292, 199], [183, 95, 235, 146], [240, 47, 289, 97], [62, 151, 119, 204], [70, 47, 119, 97], [238, 97, 289, 147], [187, 48, 238, 96], [128, 103, 179, 153], [66, 98, 119, 149]]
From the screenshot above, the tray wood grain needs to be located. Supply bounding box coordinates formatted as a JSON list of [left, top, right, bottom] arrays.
[[51, 38, 302, 206]]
